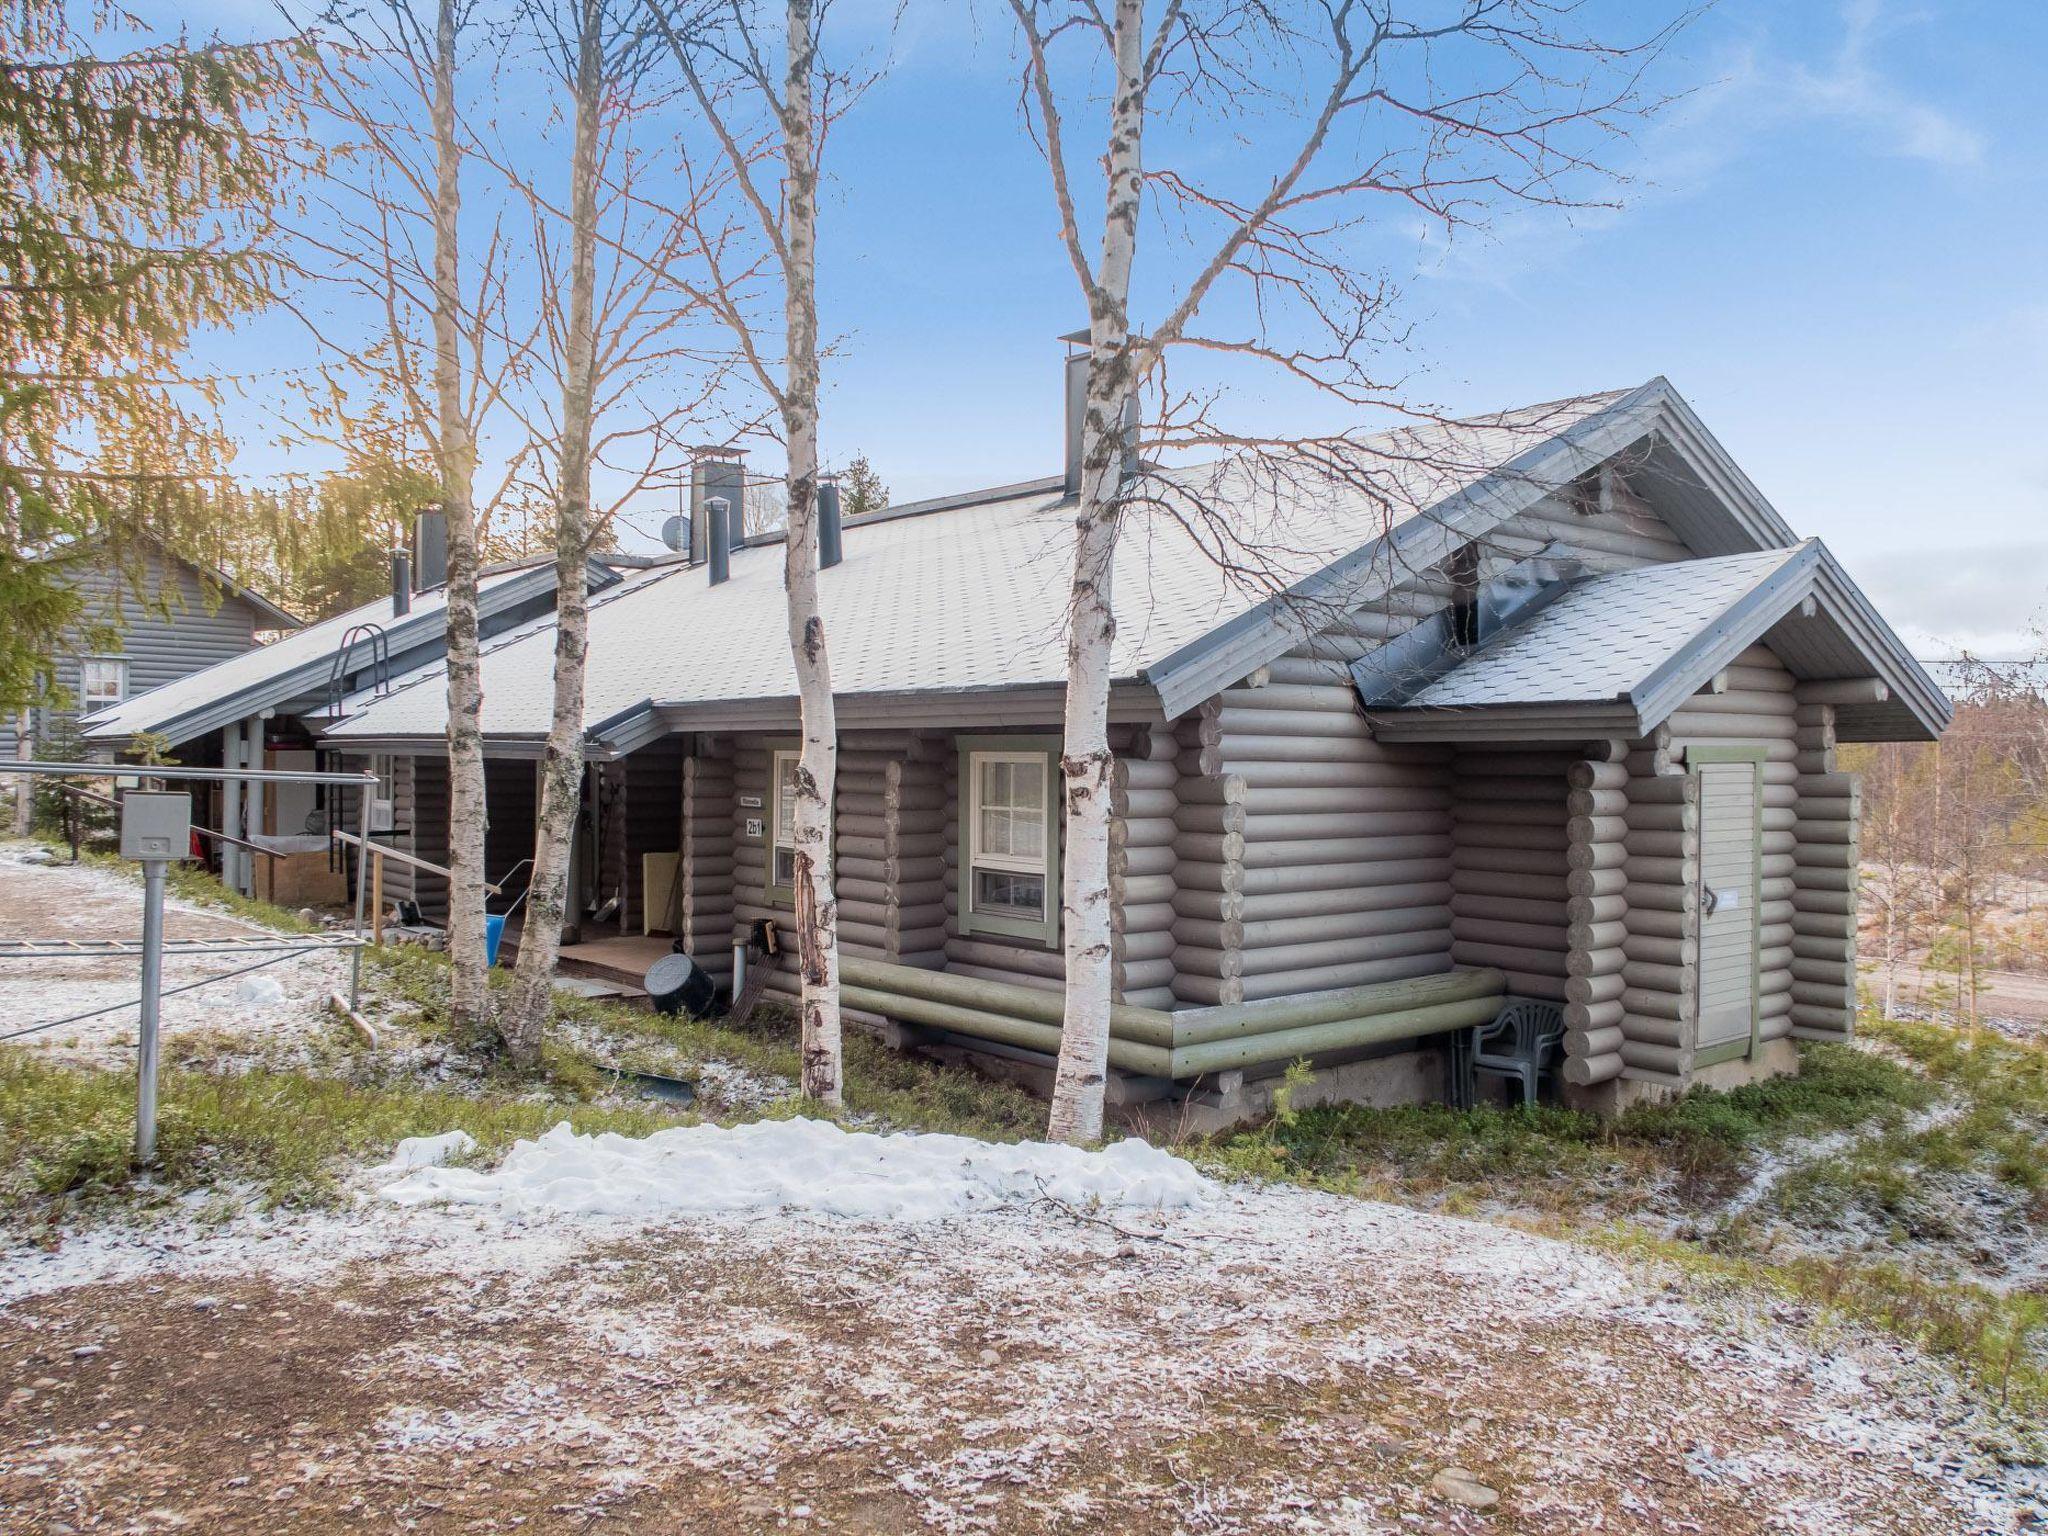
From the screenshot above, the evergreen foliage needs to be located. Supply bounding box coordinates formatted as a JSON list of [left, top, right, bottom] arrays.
[[0, 0, 301, 710]]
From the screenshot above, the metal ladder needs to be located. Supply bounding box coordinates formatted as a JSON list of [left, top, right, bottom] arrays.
[[323, 623, 391, 870]]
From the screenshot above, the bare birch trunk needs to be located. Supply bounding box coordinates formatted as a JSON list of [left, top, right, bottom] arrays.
[[502, 0, 602, 1065], [1045, 0, 1144, 1146], [432, 0, 491, 1034], [13, 713, 31, 836], [780, 0, 841, 1105]]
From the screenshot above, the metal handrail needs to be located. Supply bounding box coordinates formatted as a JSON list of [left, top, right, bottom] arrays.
[[332, 829, 504, 894]]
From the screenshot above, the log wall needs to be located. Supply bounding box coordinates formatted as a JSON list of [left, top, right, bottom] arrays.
[[619, 738, 684, 931], [1560, 748, 1631, 1085], [1448, 745, 1573, 1002], [1176, 662, 1455, 1007], [1789, 692, 1859, 1038], [1615, 725, 1697, 1085], [677, 739, 735, 985]]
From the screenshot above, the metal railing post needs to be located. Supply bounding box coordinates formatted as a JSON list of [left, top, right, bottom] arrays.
[[135, 859, 166, 1166], [350, 772, 372, 1011]]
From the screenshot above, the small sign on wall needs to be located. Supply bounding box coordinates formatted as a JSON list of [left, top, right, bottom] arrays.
[[737, 793, 764, 809], [744, 816, 765, 839]]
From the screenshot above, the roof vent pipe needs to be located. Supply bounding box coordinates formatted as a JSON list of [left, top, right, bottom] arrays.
[[689, 446, 748, 566], [1062, 330, 1140, 495], [817, 474, 843, 569], [413, 508, 448, 591], [1062, 334, 1088, 496], [391, 548, 412, 617], [707, 496, 731, 585]]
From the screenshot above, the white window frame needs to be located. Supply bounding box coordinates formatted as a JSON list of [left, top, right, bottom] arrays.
[[77, 655, 127, 714], [769, 745, 801, 903], [960, 737, 1060, 947]]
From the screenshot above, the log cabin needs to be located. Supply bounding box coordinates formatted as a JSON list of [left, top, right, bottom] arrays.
[[151, 372, 1959, 1118]]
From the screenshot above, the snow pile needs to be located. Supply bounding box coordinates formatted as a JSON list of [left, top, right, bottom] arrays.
[[375, 1130, 477, 1174], [378, 1117, 1214, 1221]]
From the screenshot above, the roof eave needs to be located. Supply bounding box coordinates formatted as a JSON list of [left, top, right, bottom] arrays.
[[83, 564, 563, 748], [1142, 378, 1680, 720]]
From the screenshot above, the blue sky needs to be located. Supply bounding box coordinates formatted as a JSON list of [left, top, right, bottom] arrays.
[[210, 0, 2047, 660]]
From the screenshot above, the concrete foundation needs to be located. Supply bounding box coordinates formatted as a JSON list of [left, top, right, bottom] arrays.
[[1566, 1036, 1800, 1114]]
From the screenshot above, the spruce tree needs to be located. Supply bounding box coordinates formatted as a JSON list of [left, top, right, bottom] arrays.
[[0, 0, 299, 711]]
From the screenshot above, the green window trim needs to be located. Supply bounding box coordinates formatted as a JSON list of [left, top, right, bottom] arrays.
[[958, 734, 1061, 949], [1686, 743, 1766, 1066]]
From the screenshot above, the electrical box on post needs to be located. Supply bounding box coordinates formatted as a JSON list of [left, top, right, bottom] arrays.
[[119, 791, 193, 861]]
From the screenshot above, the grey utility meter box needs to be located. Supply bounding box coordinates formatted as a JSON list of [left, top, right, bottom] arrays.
[[119, 791, 193, 861]]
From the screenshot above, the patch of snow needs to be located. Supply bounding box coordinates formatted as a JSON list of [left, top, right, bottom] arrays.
[[374, 1129, 477, 1173], [378, 1117, 1215, 1221], [234, 974, 288, 1006]]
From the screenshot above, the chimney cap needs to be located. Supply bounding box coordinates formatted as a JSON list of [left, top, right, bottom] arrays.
[[690, 443, 747, 460], [1059, 328, 1089, 348]]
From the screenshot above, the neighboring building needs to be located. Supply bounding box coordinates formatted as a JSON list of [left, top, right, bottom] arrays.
[[5, 538, 301, 760], [82, 515, 620, 907], [113, 370, 1954, 1118]]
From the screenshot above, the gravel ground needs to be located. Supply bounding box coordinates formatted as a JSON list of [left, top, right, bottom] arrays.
[[0, 842, 358, 1067], [2, 1158, 2041, 1535]]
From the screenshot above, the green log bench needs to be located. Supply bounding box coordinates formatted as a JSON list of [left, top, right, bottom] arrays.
[[837, 956, 1508, 1081]]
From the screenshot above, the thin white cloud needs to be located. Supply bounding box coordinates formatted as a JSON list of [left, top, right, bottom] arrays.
[[1411, 0, 1988, 290], [1783, 0, 1985, 168]]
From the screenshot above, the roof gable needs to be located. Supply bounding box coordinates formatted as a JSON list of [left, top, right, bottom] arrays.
[[1362, 541, 1948, 742]]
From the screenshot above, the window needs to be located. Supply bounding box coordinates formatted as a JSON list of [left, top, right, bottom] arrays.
[[962, 741, 1059, 945], [771, 748, 800, 892], [78, 656, 127, 713]]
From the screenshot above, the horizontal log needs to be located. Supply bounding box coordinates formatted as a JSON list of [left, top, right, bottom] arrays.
[[1566, 788, 1629, 818], [1451, 940, 1570, 976], [1562, 1050, 1625, 1086], [1174, 995, 1502, 1076], [1567, 760, 1629, 792], [1564, 997, 1625, 1031], [1453, 868, 1570, 901], [1235, 950, 1455, 1003], [1565, 1024, 1625, 1057], [1453, 892, 1573, 926], [1620, 1039, 1687, 1073], [1566, 866, 1628, 899]]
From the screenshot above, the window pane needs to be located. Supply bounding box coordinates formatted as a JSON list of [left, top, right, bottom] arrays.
[[774, 845, 796, 887], [974, 867, 1044, 919], [775, 756, 798, 845], [1011, 760, 1045, 813]]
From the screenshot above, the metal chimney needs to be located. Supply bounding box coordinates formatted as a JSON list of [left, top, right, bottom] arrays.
[[413, 508, 448, 591], [1062, 332, 1088, 496], [391, 548, 412, 617], [707, 496, 731, 585], [689, 447, 747, 566], [817, 475, 843, 569]]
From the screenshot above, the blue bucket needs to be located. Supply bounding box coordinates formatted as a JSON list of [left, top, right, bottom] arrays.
[[484, 913, 507, 967]]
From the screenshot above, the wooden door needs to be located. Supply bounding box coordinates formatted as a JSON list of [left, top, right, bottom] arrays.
[[1695, 758, 1760, 1058]]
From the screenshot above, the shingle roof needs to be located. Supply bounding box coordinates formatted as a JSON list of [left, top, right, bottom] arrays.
[[325, 388, 1637, 743], [82, 563, 548, 746], [1396, 546, 1812, 711]]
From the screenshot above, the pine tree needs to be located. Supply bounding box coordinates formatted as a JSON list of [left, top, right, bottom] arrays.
[[840, 453, 887, 517], [0, 0, 300, 712]]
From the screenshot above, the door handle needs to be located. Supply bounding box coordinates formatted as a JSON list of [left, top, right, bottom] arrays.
[[1702, 886, 1720, 916]]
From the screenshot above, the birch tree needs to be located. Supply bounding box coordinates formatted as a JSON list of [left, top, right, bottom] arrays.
[[1005, 0, 1678, 1143], [298, 0, 532, 1037], [651, 0, 847, 1103], [496, 0, 726, 1063]]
